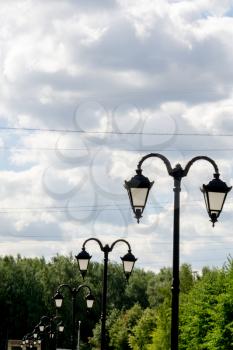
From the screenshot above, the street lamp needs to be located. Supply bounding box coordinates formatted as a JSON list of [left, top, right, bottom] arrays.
[[76, 238, 137, 350], [54, 283, 95, 350], [37, 315, 64, 350], [124, 153, 231, 350], [21, 334, 32, 349], [22, 331, 42, 350]]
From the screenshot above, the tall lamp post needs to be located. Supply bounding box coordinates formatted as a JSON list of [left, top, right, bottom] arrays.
[[76, 238, 137, 350], [54, 283, 95, 350], [124, 154, 231, 350]]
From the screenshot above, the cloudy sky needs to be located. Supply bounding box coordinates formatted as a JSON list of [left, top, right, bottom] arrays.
[[0, 0, 233, 272]]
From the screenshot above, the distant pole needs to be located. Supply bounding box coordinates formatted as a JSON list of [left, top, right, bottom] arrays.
[[77, 320, 81, 350]]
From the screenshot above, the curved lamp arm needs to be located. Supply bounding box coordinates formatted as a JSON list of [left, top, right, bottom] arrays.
[[183, 156, 219, 176], [110, 239, 132, 252], [137, 153, 219, 178], [57, 283, 73, 295], [39, 316, 50, 325], [83, 237, 104, 251], [83, 238, 132, 254], [137, 153, 173, 175], [56, 283, 92, 297], [76, 284, 92, 295]]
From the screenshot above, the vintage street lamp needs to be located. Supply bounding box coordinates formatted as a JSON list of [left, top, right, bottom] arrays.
[[75, 249, 92, 278], [125, 153, 231, 350], [121, 250, 137, 279], [76, 239, 136, 281], [22, 331, 42, 350], [125, 168, 154, 223], [36, 315, 64, 350], [201, 173, 231, 226], [76, 238, 137, 350]]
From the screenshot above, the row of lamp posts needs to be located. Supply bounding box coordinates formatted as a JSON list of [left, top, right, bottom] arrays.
[[21, 238, 136, 350], [75, 238, 137, 350], [53, 283, 95, 350], [22, 153, 231, 350], [54, 238, 137, 350], [22, 315, 64, 349]]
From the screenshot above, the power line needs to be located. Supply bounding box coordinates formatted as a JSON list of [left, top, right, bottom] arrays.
[[1, 146, 233, 152], [0, 126, 232, 136], [0, 205, 221, 213], [4, 236, 231, 250], [0, 199, 231, 213], [0, 234, 232, 247]]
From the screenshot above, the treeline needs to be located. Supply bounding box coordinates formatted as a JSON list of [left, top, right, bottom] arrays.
[[0, 255, 232, 349], [89, 260, 233, 350], [0, 254, 152, 349]]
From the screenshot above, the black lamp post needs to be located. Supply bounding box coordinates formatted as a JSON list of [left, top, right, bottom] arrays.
[[22, 333, 35, 349], [54, 283, 95, 350], [124, 153, 231, 350], [22, 330, 43, 350], [76, 238, 137, 350], [37, 315, 64, 350]]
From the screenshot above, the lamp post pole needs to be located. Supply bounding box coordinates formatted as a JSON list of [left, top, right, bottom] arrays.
[[54, 284, 94, 350], [125, 154, 231, 350], [76, 238, 137, 350], [77, 320, 81, 350]]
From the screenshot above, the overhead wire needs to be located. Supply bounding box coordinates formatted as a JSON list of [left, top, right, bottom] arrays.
[[0, 126, 232, 136], [1, 146, 233, 152], [0, 198, 232, 213]]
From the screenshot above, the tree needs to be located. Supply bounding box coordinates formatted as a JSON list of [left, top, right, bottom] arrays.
[[146, 267, 172, 308], [146, 301, 171, 350], [128, 308, 157, 350], [109, 304, 143, 350], [179, 261, 233, 350]]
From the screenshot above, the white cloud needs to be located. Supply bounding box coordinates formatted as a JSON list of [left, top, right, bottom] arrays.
[[0, 0, 232, 272]]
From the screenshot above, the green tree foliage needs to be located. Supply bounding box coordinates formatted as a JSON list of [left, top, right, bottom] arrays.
[[0, 256, 46, 349], [0, 254, 153, 349], [146, 267, 172, 308], [128, 308, 157, 350], [89, 308, 121, 350], [180, 260, 233, 350], [146, 301, 171, 350], [180, 264, 194, 294], [145, 264, 196, 350], [108, 304, 143, 350], [0, 254, 232, 350], [125, 270, 154, 309], [88, 303, 144, 349]]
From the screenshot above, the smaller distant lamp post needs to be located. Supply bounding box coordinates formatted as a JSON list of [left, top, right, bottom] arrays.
[[36, 315, 64, 350], [76, 238, 137, 350], [54, 283, 95, 350]]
